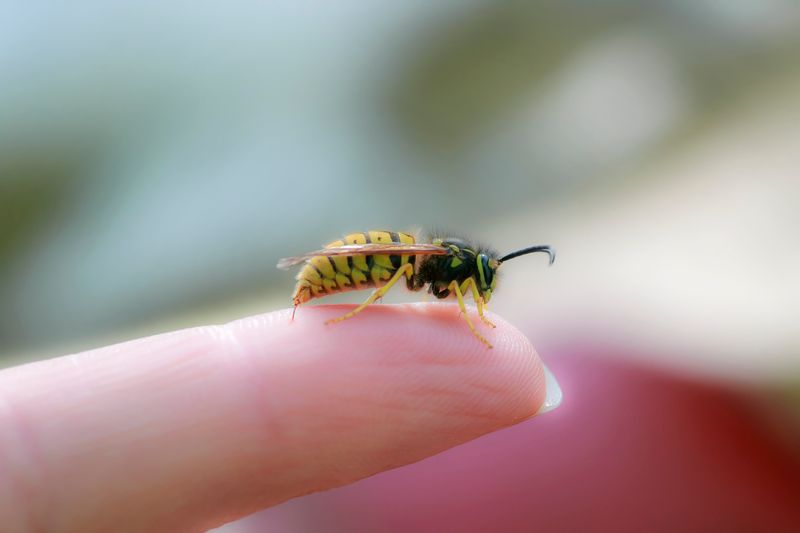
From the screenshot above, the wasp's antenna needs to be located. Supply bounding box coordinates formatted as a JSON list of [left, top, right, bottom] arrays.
[[498, 245, 555, 265]]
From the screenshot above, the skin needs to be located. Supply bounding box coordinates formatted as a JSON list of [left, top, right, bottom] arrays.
[[0, 303, 547, 532]]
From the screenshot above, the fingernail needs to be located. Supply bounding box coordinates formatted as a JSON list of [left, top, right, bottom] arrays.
[[537, 364, 563, 415]]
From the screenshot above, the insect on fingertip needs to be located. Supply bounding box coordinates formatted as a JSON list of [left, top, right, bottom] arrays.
[[277, 230, 554, 349]]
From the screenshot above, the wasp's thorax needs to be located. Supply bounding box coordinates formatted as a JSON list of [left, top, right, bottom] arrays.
[[415, 237, 499, 303]]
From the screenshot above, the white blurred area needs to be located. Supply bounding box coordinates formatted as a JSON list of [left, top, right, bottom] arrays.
[[495, 81, 800, 383], [1, 0, 799, 394]]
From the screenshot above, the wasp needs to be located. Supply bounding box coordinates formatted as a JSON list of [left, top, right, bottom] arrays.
[[277, 230, 554, 348]]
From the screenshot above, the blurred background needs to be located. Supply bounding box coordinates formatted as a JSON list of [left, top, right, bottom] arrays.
[[1, 1, 799, 531]]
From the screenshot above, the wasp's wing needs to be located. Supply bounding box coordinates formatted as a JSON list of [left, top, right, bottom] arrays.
[[277, 243, 448, 270]]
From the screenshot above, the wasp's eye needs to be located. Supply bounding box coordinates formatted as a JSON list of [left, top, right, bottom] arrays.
[[482, 255, 494, 287], [477, 253, 494, 290]]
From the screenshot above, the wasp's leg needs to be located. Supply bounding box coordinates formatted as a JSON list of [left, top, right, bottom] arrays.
[[325, 263, 414, 325], [448, 281, 492, 349], [458, 278, 497, 329]]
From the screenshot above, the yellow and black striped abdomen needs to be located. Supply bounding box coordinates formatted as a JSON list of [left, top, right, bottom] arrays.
[[292, 230, 417, 305]]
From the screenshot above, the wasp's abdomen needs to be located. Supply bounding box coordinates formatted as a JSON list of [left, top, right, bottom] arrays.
[[292, 230, 416, 305]]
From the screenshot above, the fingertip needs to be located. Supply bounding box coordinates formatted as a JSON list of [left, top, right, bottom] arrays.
[[239, 303, 549, 425]]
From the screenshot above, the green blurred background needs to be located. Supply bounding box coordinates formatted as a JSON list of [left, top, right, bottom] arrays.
[[1, 2, 799, 530], [2, 1, 797, 379]]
